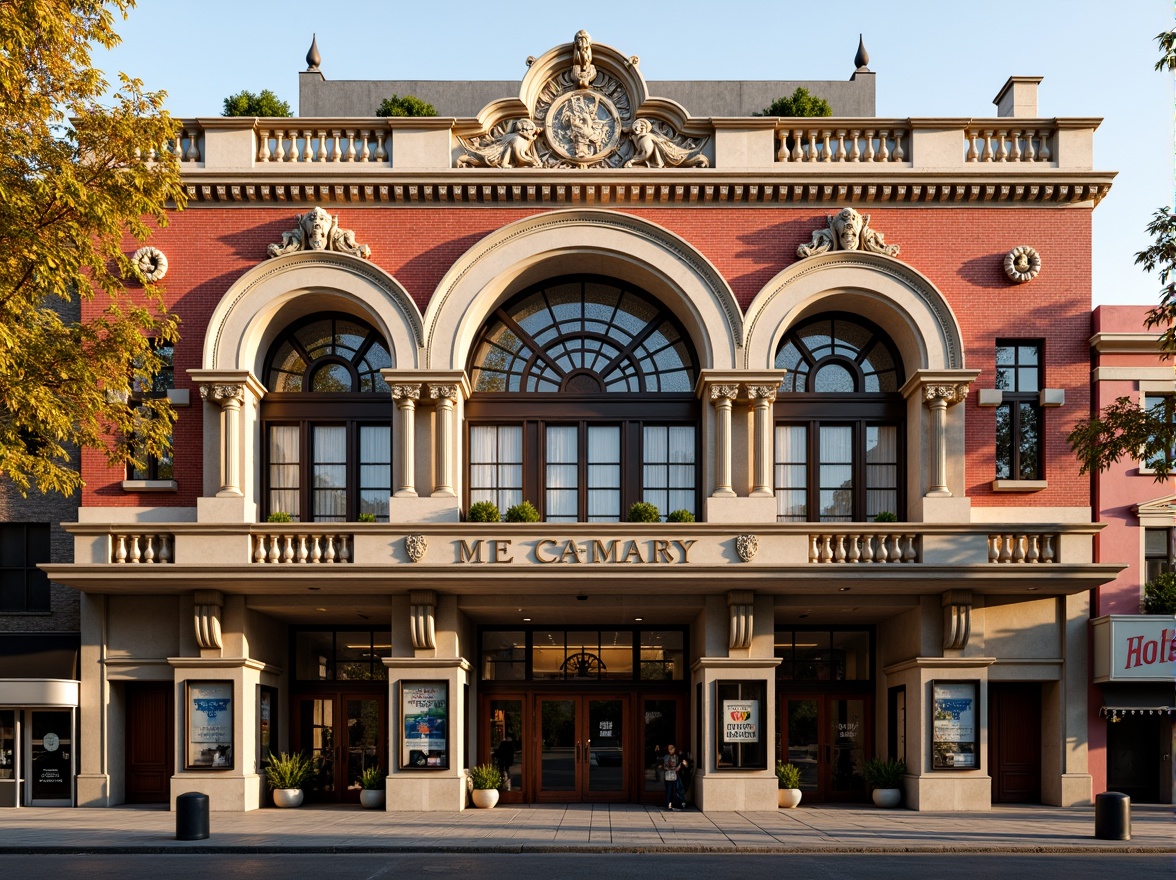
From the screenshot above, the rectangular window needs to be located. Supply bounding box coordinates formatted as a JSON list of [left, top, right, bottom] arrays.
[[1144, 527, 1173, 584], [1143, 394, 1176, 470], [819, 426, 853, 521], [312, 426, 347, 521], [995, 342, 1043, 480], [127, 342, 175, 481], [545, 426, 579, 522], [358, 425, 391, 522], [865, 425, 898, 518], [775, 425, 808, 522], [0, 523, 51, 613], [641, 425, 696, 520], [587, 426, 621, 521], [469, 425, 523, 513], [268, 425, 301, 520]]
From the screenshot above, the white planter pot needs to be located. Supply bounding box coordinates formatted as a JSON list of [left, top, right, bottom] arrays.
[[872, 788, 901, 808], [273, 788, 304, 808], [471, 788, 500, 809], [778, 788, 802, 808], [359, 789, 385, 809]]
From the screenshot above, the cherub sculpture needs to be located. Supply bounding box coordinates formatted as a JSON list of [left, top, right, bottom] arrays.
[[457, 119, 543, 168], [571, 29, 596, 89], [267, 207, 371, 259], [623, 118, 709, 168], [796, 207, 900, 258]]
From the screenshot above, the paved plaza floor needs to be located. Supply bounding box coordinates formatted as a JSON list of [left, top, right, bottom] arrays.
[[0, 803, 1172, 853]]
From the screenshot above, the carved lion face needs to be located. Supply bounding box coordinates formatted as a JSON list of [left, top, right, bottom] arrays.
[[302, 207, 332, 250], [833, 208, 863, 250], [631, 119, 651, 135]]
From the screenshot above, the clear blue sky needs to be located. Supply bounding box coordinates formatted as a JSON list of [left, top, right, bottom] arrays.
[[101, 0, 1173, 307]]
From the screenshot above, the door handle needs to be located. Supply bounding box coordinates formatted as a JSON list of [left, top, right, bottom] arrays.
[[576, 740, 581, 763]]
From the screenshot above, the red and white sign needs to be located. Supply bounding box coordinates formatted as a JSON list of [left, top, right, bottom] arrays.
[[1092, 615, 1176, 682]]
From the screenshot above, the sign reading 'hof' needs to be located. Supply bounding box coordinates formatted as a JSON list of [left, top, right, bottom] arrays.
[[722, 700, 760, 742]]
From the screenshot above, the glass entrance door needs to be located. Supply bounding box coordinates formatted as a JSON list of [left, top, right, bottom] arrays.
[[535, 695, 628, 802], [294, 693, 385, 803], [26, 710, 73, 806], [781, 695, 868, 802]]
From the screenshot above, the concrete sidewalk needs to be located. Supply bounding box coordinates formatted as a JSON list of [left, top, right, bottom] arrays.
[[0, 803, 1172, 854]]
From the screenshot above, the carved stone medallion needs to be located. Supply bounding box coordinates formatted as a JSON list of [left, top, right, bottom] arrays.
[[735, 534, 759, 563], [405, 534, 428, 563], [1003, 246, 1041, 283], [544, 90, 623, 165]]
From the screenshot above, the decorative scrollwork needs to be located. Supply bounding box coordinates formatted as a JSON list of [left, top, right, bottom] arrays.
[[130, 246, 168, 283], [267, 207, 371, 259], [797, 207, 899, 258], [1003, 246, 1041, 283]]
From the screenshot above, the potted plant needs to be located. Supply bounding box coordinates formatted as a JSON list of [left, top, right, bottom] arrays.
[[667, 508, 695, 523], [628, 501, 660, 523], [357, 512, 376, 523], [469, 763, 503, 808], [357, 764, 385, 809], [863, 757, 905, 808], [504, 501, 540, 523], [872, 511, 898, 523], [468, 500, 501, 522], [264, 750, 313, 808], [266, 511, 292, 524], [775, 761, 803, 808]]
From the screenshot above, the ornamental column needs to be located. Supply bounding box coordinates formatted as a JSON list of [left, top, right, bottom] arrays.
[[710, 385, 738, 497], [745, 384, 777, 497], [391, 384, 421, 497], [923, 383, 969, 496], [429, 383, 459, 497], [200, 383, 246, 496]]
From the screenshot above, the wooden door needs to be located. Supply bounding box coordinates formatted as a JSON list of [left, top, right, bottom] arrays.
[[534, 694, 629, 802], [989, 683, 1041, 803], [125, 682, 174, 804]]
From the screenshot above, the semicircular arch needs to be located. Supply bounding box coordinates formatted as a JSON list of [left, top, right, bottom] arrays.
[[423, 209, 741, 372], [203, 251, 424, 379], [742, 252, 965, 374]]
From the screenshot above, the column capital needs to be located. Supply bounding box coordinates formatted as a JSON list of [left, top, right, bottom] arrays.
[[923, 383, 969, 406], [745, 384, 778, 402], [390, 384, 422, 402], [381, 369, 470, 403], [429, 383, 460, 403], [199, 383, 246, 405], [188, 369, 266, 404], [709, 384, 739, 402], [900, 369, 981, 406]]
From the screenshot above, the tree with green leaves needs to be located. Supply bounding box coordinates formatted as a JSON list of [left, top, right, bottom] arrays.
[[1068, 30, 1176, 479], [758, 87, 832, 118], [222, 88, 292, 117], [0, 0, 184, 496], [376, 94, 437, 118]]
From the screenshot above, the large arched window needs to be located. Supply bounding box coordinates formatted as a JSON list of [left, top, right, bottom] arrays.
[[774, 314, 905, 523], [262, 313, 392, 522], [467, 276, 700, 522]]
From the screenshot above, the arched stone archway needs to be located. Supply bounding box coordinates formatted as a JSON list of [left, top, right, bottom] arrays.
[[203, 250, 423, 376], [742, 252, 965, 374], [423, 209, 742, 372]]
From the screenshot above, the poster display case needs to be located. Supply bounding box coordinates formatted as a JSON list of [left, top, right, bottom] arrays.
[[931, 680, 979, 770], [399, 681, 449, 770], [186, 681, 234, 770], [714, 680, 766, 770]]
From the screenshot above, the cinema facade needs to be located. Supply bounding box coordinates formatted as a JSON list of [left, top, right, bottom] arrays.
[[43, 34, 1122, 812]]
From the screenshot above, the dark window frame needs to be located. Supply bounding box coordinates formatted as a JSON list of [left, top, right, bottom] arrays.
[[0, 523, 52, 614], [477, 626, 690, 683], [127, 341, 175, 482], [995, 340, 1043, 480]]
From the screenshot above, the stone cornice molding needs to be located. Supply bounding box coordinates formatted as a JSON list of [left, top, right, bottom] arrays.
[[178, 171, 1114, 207], [1089, 332, 1165, 354]]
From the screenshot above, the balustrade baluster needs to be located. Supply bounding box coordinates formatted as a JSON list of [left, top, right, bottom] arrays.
[[903, 535, 917, 563], [254, 535, 266, 563], [966, 130, 979, 162], [297, 535, 309, 562], [1008, 130, 1022, 162], [282, 535, 295, 563], [995, 130, 1009, 162], [834, 534, 847, 563], [144, 536, 156, 563], [114, 535, 127, 563], [998, 534, 1013, 563], [819, 535, 833, 563], [863, 130, 876, 162], [345, 130, 357, 162], [274, 130, 286, 162], [258, 131, 271, 162], [339, 536, 351, 563], [1042, 534, 1055, 562], [809, 535, 820, 562], [359, 131, 371, 161], [847, 534, 861, 562], [777, 130, 789, 162], [1038, 133, 1051, 162], [982, 130, 995, 162], [861, 534, 874, 563], [989, 535, 1000, 562], [1026, 534, 1040, 563], [268, 535, 281, 563], [159, 535, 173, 564], [791, 129, 804, 162], [301, 130, 314, 162], [833, 130, 846, 161], [129, 535, 142, 563], [325, 536, 336, 562], [316, 130, 329, 162], [330, 130, 343, 162], [1023, 129, 1036, 162], [375, 131, 387, 162], [877, 534, 891, 563], [185, 131, 200, 162], [820, 129, 832, 162], [847, 130, 861, 161], [1013, 534, 1026, 562], [877, 130, 890, 162], [892, 130, 905, 162], [311, 535, 323, 562]]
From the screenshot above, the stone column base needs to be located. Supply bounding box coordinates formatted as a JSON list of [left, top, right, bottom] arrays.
[[906, 773, 992, 811], [170, 773, 261, 812], [76, 773, 112, 807], [695, 774, 778, 811]]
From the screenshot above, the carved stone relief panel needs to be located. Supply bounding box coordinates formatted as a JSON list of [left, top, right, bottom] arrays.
[[796, 207, 899, 258]]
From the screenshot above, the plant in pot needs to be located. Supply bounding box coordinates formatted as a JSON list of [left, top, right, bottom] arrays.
[[627, 501, 660, 523], [357, 512, 377, 523], [775, 761, 803, 808], [862, 757, 905, 808], [469, 763, 503, 808], [468, 500, 501, 523], [667, 508, 695, 523], [357, 764, 385, 809], [504, 501, 540, 523], [264, 750, 313, 808], [266, 511, 292, 524]]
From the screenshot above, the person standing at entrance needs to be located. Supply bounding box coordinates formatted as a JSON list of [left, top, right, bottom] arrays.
[[662, 743, 686, 810]]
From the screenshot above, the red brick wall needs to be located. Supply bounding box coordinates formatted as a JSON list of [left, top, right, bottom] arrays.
[[84, 205, 1093, 511]]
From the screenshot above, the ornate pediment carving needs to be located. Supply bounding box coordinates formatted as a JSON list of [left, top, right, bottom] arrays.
[[267, 206, 371, 259], [454, 30, 711, 170], [797, 207, 899, 258]]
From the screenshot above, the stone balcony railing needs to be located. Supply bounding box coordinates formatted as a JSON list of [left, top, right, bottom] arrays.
[[169, 116, 1099, 184], [68, 521, 1099, 574]]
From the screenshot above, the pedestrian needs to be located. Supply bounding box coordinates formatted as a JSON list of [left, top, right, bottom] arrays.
[[662, 743, 686, 810]]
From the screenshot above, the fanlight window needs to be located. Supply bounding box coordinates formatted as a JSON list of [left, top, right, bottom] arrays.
[[469, 276, 696, 393], [775, 315, 900, 393], [266, 314, 392, 393]]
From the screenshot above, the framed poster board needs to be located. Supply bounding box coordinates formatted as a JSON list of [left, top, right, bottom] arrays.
[[186, 681, 234, 770], [931, 680, 979, 770], [714, 680, 766, 770], [400, 681, 449, 770]]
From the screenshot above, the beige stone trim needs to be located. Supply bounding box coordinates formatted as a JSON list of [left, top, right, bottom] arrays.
[[1089, 332, 1164, 354], [991, 479, 1048, 492], [1092, 367, 1175, 382], [883, 656, 997, 674]]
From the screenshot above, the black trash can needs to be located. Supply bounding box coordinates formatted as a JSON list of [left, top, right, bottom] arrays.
[[1094, 790, 1130, 841], [176, 791, 210, 841]]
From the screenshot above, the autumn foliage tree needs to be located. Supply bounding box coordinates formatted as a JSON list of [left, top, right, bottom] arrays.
[[1068, 29, 1176, 479], [0, 0, 185, 495]]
